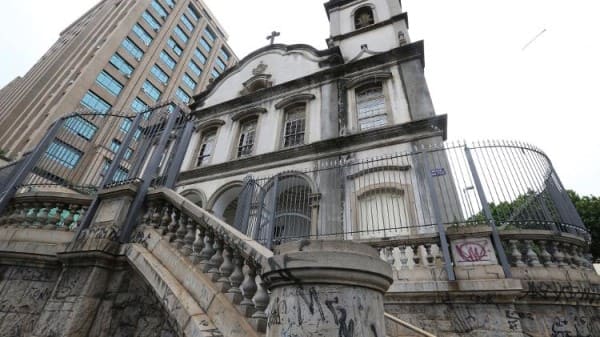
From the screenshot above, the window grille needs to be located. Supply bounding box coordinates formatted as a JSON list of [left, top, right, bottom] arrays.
[[356, 83, 387, 130], [283, 105, 306, 147]]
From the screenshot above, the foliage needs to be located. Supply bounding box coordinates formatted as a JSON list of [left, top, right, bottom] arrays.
[[568, 190, 600, 259]]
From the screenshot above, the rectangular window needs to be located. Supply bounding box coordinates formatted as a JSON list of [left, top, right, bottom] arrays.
[[121, 38, 144, 61], [81, 91, 112, 114], [124, 148, 133, 160], [143, 80, 162, 102], [220, 48, 230, 62], [187, 5, 200, 21], [215, 57, 226, 72], [96, 71, 123, 96], [181, 14, 195, 31], [164, 0, 175, 8], [134, 128, 142, 141], [102, 158, 129, 182], [142, 10, 161, 31], [109, 53, 134, 77], [175, 87, 190, 103], [182, 73, 197, 91], [167, 38, 183, 56], [120, 118, 132, 133], [199, 37, 212, 53], [211, 68, 220, 79], [194, 48, 207, 64], [151, 0, 168, 18], [131, 97, 148, 114], [356, 83, 387, 130], [237, 120, 257, 158], [204, 27, 216, 43], [159, 50, 176, 70], [110, 139, 122, 153], [173, 25, 189, 44], [196, 131, 216, 166], [133, 24, 153, 46], [188, 60, 202, 76], [46, 141, 82, 169], [150, 64, 169, 84], [65, 116, 98, 140], [283, 105, 306, 147]]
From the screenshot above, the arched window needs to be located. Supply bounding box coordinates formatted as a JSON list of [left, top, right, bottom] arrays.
[[357, 187, 410, 238], [282, 104, 306, 148], [356, 83, 387, 130], [196, 129, 216, 166], [354, 6, 375, 29], [237, 118, 257, 158]]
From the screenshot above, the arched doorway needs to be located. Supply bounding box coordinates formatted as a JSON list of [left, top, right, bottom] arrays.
[[208, 182, 243, 226]]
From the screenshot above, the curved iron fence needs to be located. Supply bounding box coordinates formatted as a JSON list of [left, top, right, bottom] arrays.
[[229, 140, 588, 247]]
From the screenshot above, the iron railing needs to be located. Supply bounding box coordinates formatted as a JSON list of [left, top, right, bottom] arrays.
[[228, 140, 588, 248]]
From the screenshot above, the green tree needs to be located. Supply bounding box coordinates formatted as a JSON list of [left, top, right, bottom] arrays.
[[568, 190, 600, 260]]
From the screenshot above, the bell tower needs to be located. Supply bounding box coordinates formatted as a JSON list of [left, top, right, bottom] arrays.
[[325, 0, 410, 61]]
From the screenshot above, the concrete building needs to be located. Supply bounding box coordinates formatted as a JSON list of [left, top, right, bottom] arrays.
[[0, 0, 237, 159], [0, 0, 597, 336]]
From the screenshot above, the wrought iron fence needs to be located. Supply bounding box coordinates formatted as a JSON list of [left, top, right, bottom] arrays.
[[228, 140, 588, 248]]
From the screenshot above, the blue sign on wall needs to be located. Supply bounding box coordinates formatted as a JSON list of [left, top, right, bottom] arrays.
[[431, 168, 447, 177]]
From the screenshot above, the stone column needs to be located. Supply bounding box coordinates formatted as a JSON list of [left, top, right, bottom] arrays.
[[262, 240, 393, 337]]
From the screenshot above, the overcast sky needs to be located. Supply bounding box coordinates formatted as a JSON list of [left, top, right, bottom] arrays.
[[1, 0, 599, 196]]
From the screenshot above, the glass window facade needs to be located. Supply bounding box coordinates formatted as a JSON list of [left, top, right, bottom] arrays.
[[133, 24, 153, 46], [120, 118, 132, 133], [182, 73, 197, 91], [81, 91, 112, 114], [150, 64, 169, 84], [181, 14, 194, 31], [109, 53, 134, 77], [188, 60, 202, 76], [121, 38, 144, 61], [175, 87, 190, 103], [131, 97, 148, 114], [173, 25, 189, 44], [143, 80, 162, 102], [159, 50, 176, 70], [65, 116, 98, 140], [210, 68, 220, 79], [96, 71, 123, 96], [204, 27, 216, 43], [220, 48, 230, 62], [164, 0, 175, 8], [215, 57, 226, 72], [199, 37, 212, 53], [110, 139, 122, 153], [142, 10, 161, 31], [167, 38, 183, 56], [46, 141, 82, 169], [151, 0, 168, 18], [187, 5, 200, 21], [194, 48, 207, 64]]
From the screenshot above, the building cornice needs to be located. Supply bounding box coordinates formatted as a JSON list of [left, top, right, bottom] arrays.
[[327, 13, 409, 42]]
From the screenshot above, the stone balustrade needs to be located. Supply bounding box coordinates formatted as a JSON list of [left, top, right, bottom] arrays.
[[0, 192, 92, 231], [501, 229, 593, 270], [138, 188, 273, 332]]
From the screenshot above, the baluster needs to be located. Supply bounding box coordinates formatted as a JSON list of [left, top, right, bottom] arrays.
[[537, 240, 555, 267], [38, 202, 51, 229], [30, 203, 42, 228], [62, 204, 76, 230], [251, 274, 269, 332], [432, 244, 443, 266], [70, 206, 85, 230], [561, 243, 576, 268], [20, 203, 32, 227], [174, 212, 187, 250], [425, 244, 435, 265], [384, 247, 395, 267], [181, 216, 196, 256], [524, 240, 541, 267], [551, 241, 568, 268], [509, 240, 525, 267], [166, 206, 178, 242], [240, 259, 258, 317], [13, 203, 27, 228], [199, 229, 215, 272], [411, 245, 420, 268], [217, 243, 234, 292], [191, 226, 205, 265], [569, 244, 582, 268], [44, 203, 62, 230], [208, 236, 225, 281], [227, 248, 244, 303], [24, 203, 37, 228], [398, 246, 408, 270], [159, 202, 170, 235]]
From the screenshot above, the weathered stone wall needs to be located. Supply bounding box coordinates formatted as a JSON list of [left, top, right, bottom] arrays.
[[0, 263, 179, 337], [385, 301, 600, 337]]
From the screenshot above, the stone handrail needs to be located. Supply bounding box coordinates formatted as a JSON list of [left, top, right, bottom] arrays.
[[384, 312, 437, 337], [137, 188, 274, 332], [0, 191, 92, 231]]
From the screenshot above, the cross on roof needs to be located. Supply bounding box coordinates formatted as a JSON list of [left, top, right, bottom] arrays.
[[266, 31, 280, 45]]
